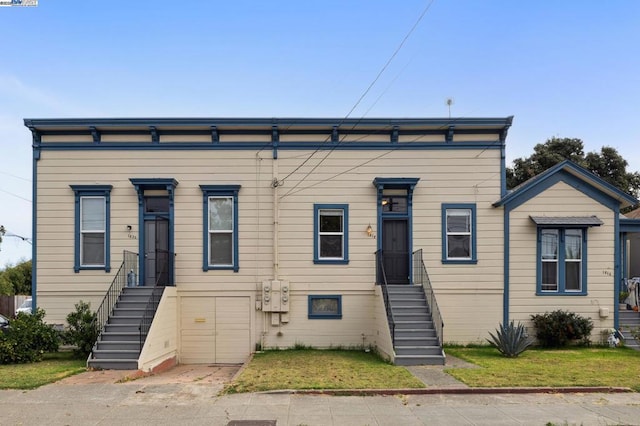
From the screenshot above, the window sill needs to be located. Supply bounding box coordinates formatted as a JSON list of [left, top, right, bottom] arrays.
[[75, 266, 110, 273], [308, 315, 343, 319], [203, 265, 239, 272], [536, 291, 588, 296], [441, 259, 477, 265], [313, 259, 349, 265]]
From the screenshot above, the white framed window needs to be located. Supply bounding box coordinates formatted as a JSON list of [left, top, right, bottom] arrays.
[[314, 204, 349, 264], [200, 185, 241, 272], [70, 185, 112, 272], [208, 196, 234, 267], [80, 197, 106, 266], [442, 204, 476, 263]]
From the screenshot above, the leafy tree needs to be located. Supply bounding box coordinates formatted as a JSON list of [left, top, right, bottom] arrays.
[[507, 137, 640, 199], [0, 225, 4, 249], [0, 260, 32, 295]]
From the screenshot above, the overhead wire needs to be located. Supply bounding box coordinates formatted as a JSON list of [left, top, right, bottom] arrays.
[[0, 188, 32, 203], [278, 0, 437, 190]]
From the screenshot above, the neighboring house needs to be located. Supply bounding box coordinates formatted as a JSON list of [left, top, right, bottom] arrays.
[[623, 208, 640, 279], [24, 117, 638, 370]]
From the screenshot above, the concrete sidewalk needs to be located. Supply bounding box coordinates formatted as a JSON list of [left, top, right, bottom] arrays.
[[1, 382, 639, 425], [1, 358, 639, 425]]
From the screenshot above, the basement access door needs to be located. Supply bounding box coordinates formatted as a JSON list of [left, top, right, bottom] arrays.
[[180, 296, 251, 364]]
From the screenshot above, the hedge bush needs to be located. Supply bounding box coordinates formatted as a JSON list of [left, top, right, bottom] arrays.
[[63, 301, 98, 358], [0, 308, 59, 364], [530, 310, 593, 347]]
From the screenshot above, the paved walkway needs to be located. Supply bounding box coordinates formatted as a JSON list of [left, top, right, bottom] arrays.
[[1, 358, 639, 425]]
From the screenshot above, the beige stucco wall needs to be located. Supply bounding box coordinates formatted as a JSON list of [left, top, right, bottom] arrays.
[[138, 287, 177, 371], [508, 180, 616, 339], [35, 137, 505, 348]]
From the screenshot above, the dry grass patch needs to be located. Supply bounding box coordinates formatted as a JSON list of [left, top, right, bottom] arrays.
[[445, 346, 640, 390], [224, 349, 425, 393], [0, 351, 86, 389]]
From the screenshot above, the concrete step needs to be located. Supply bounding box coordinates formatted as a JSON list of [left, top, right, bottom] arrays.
[[95, 341, 141, 351], [394, 345, 443, 356], [391, 306, 430, 314], [395, 320, 433, 330], [393, 313, 432, 322], [112, 307, 146, 317], [104, 323, 141, 333], [388, 298, 426, 306], [108, 316, 143, 325], [122, 287, 155, 296], [394, 336, 439, 346], [115, 300, 150, 309], [100, 332, 144, 342], [395, 328, 437, 338], [394, 354, 445, 366], [91, 349, 140, 360], [88, 359, 138, 370]]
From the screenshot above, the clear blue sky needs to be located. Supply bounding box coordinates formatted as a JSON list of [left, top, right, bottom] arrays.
[[1, 0, 639, 266]]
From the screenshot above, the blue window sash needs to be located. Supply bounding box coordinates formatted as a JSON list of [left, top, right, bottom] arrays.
[[536, 227, 588, 296]]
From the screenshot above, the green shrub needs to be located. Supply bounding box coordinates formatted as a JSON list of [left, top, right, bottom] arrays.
[[0, 308, 59, 364], [63, 301, 99, 358], [530, 310, 593, 348], [487, 321, 531, 357]]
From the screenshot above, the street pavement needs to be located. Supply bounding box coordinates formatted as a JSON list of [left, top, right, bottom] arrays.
[[1, 363, 639, 425]]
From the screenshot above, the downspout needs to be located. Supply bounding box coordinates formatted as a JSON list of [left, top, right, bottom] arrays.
[[27, 123, 40, 311], [272, 126, 280, 281]]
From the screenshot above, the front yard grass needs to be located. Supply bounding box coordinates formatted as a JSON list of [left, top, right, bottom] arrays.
[[224, 349, 425, 393], [0, 352, 86, 389], [445, 346, 640, 391]]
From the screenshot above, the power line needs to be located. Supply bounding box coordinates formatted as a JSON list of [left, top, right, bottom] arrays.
[[279, 0, 436, 188], [0, 171, 31, 182], [0, 188, 32, 203]]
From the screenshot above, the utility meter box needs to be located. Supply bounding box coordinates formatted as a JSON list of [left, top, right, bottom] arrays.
[[262, 280, 290, 313]]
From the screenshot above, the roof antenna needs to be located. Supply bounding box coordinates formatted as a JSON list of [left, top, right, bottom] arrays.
[[445, 97, 454, 118]]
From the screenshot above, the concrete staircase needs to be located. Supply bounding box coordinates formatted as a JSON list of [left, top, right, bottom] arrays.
[[619, 308, 640, 350], [88, 287, 155, 370], [387, 285, 445, 365]]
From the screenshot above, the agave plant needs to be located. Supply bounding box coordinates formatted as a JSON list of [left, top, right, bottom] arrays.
[[487, 321, 531, 357]]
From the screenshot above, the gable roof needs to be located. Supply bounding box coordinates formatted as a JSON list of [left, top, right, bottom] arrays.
[[493, 160, 638, 211]]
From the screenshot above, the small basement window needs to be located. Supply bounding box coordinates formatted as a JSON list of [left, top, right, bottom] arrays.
[[308, 295, 342, 319]]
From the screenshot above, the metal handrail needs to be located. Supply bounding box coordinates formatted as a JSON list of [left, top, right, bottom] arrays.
[[375, 249, 396, 345], [93, 251, 138, 343], [413, 249, 444, 346]]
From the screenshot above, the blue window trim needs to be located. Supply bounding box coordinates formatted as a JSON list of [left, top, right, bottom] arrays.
[[70, 185, 113, 273], [313, 204, 349, 265], [200, 185, 241, 272], [535, 227, 588, 296], [441, 203, 477, 264], [308, 295, 342, 319]]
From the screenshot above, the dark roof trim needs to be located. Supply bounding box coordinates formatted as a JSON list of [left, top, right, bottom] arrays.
[[530, 216, 603, 227], [620, 218, 640, 233], [24, 116, 514, 130]]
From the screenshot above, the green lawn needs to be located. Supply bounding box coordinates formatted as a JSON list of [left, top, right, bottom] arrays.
[[445, 346, 640, 390], [224, 349, 425, 393], [0, 352, 86, 389]]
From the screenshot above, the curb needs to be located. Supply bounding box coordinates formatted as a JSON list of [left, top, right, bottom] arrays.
[[260, 386, 634, 396]]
